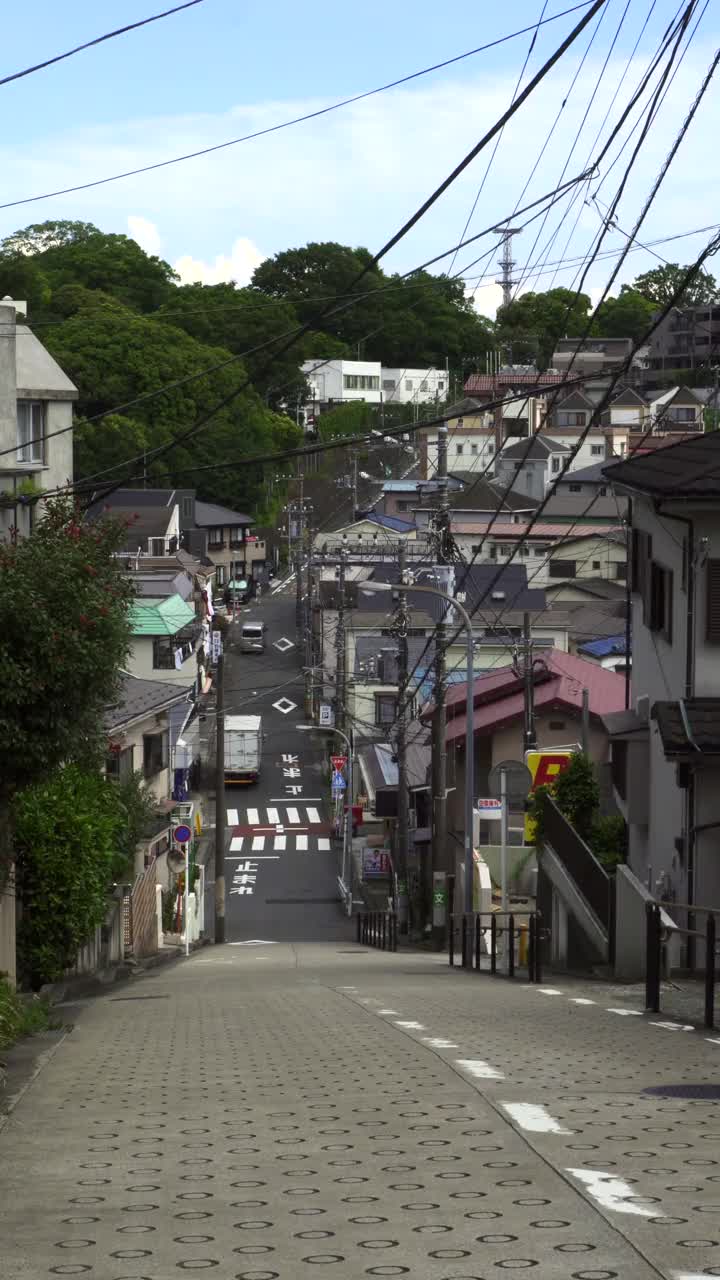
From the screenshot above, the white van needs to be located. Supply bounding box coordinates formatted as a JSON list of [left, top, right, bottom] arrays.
[[239, 620, 267, 653]]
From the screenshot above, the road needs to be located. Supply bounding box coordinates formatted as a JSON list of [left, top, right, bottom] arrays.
[[221, 594, 353, 944]]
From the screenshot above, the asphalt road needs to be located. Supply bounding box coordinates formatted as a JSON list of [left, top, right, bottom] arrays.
[[222, 595, 353, 944]]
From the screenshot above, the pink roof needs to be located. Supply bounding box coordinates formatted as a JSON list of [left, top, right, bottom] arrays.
[[439, 649, 626, 744], [450, 521, 621, 539], [464, 373, 566, 390]]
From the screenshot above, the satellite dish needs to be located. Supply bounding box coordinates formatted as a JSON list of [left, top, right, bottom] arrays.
[[167, 846, 186, 874], [488, 759, 533, 803]]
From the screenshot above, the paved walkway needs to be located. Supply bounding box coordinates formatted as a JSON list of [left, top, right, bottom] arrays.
[[2, 944, 719, 1278]]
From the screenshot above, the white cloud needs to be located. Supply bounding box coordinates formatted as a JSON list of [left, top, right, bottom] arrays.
[[174, 237, 266, 286], [127, 214, 162, 257]]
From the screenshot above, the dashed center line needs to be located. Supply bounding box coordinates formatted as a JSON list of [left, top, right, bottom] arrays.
[[455, 1058, 505, 1081], [566, 1167, 662, 1219], [501, 1102, 572, 1135]]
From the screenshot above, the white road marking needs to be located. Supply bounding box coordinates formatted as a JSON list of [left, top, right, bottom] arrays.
[[569, 998, 596, 1005], [706, 1037, 720, 1045], [566, 1168, 661, 1218], [318, 838, 330, 851], [650, 1021, 693, 1032], [501, 1102, 572, 1135], [273, 697, 297, 715], [252, 835, 265, 852], [273, 835, 286, 851], [455, 1058, 504, 1081], [230, 837, 244, 852], [423, 1037, 458, 1049], [267, 807, 280, 823], [607, 1008, 643, 1017], [394, 1020, 426, 1030], [378, 1009, 399, 1015], [247, 807, 259, 825], [226, 855, 279, 860], [287, 807, 301, 824], [538, 988, 563, 996], [296, 835, 308, 851], [307, 807, 321, 824], [230, 939, 278, 946], [227, 808, 239, 826]]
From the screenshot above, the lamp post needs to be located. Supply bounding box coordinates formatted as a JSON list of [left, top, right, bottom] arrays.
[[360, 580, 476, 919], [296, 723, 354, 914]]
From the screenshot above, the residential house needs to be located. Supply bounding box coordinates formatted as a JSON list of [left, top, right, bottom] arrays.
[[423, 649, 626, 882], [450, 519, 626, 587], [302, 358, 447, 415], [380, 366, 448, 406], [128, 594, 208, 692], [576, 634, 630, 677], [377, 475, 466, 519], [494, 435, 571, 499], [0, 298, 78, 541], [647, 303, 720, 379], [648, 385, 704, 433], [313, 512, 421, 558], [603, 431, 720, 911], [554, 459, 614, 499], [463, 368, 566, 401], [418, 398, 496, 479], [193, 499, 266, 588], [550, 336, 636, 380]]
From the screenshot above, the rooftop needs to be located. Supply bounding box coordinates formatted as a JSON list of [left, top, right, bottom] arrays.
[[194, 499, 252, 527], [129, 594, 198, 637], [653, 699, 720, 757], [450, 519, 621, 540], [16, 323, 78, 399], [604, 429, 720, 497], [434, 649, 626, 743], [105, 674, 193, 732], [577, 634, 628, 659], [500, 436, 569, 460]]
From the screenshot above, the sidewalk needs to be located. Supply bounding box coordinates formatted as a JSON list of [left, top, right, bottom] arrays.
[[1, 942, 719, 1278]]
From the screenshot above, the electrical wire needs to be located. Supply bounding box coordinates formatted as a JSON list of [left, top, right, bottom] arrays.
[[0, 4, 599, 211], [0, 0, 208, 88]]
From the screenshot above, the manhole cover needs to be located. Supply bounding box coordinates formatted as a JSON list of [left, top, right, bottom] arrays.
[[643, 1084, 720, 1099]]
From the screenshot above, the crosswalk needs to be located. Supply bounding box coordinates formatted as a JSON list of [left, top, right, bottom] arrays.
[[226, 805, 332, 857], [227, 806, 322, 826]]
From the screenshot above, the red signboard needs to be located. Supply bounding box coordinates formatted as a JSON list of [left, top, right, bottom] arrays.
[[331, 755, 347, 772]]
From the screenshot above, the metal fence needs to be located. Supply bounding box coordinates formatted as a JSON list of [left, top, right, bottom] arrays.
[[357, 912, 399, 952], [645, 900, 717, 1029], [449, 910, 543, 983]]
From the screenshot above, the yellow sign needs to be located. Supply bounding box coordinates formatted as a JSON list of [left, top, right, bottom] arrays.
[[524, 750, 574, 842], [195, 811, 203, 835]]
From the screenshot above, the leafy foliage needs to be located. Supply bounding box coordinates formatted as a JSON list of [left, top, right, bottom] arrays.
[[13, 765, 133, 986], [526, 752, 626, 871], [631, 262, 718, 306], [495, 287, 593, 369], [594, 288, 657, 343], [0, 497, 134, 798], [0, 980, 51, 1049]]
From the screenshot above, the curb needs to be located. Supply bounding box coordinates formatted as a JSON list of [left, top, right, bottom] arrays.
[[38, 937, 210, 1006]]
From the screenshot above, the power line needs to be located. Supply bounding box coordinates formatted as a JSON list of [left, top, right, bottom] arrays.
[[0, 4, 598, 211], [0, 0, 209, 89]]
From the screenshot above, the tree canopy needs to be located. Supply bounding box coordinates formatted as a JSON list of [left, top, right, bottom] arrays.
[[495, 287, 593, 369], [630, 262, 719, 307]]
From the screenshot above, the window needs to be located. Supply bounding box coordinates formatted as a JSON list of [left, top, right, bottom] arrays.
[[153, 637, 184, 669], [519, 545, 529, 557], [143, 731, 168, 778], [382, 379, 396, 391], [106, 745, 134, 782], [420, 380, 429, 392], [17, 401, 45, 463], [535, 545, 549, 556], [471, 442, 478, 455], [706, 559, 720, 642], [215, 565, 226, 587], [456, 444, 464, 456], [631, 529, 652, 611], [649, 562, 673, 642], [438, 380, 445, 392], [375, 694, 397, 726], [405, 379, 413, 391], [548, 721, 566, 731], [343, 374, 380, 391], [181, 495, 194, 520], [557, 411, 586, 426], [615, 563, 627, 580], [669, 406, 697, 423], [488, 546, 497, 558], [148, 537, 167, 556], [548, 560, 577, 578], [590, 444, 604, 457], [499, 545, 511, 556], [397, 501, 409, 512], [551, 457, 561, 473], [599, 486, 607, 495], [207, 527, 224, 547], [487, 442, 494, 453]]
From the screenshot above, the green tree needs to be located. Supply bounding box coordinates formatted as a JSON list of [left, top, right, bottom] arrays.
[[0, 252, 52, 315], [1, 219, 102, 255], [0, 497, 134, 797], [13, 766, 137, 986], [495, 287, 592, 369], [595, 287, 656, 342], [631, 262, 719, 306]]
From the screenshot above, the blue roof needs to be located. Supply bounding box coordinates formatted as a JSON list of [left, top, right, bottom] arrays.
[[577, 635, 628, 658], [366, 512, 416, 533]]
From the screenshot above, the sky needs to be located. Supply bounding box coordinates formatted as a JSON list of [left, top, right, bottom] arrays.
[[1, 0, 718, 318]]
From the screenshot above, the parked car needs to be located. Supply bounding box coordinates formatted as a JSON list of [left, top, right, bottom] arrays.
[[239, 620, 267, 653]]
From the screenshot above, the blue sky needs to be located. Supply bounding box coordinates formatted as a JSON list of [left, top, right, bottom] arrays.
[[1, 1, 718, 316]]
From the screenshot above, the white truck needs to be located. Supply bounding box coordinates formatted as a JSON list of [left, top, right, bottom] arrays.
[[224, 714, 262, 786]]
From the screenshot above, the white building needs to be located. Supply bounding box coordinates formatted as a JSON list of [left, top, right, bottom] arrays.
[[0, 298, 77, 541], [604, 432, 720, 913], [302, 358, 448, 414]]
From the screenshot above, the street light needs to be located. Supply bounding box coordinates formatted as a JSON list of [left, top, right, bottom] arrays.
[[359, 578, 477, 918], [296, 723, 354, 915]]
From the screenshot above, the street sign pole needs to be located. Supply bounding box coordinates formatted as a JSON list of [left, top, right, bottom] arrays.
[[184, 842, 190, 957]]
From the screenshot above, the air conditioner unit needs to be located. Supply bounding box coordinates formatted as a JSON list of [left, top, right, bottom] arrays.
[[635, 694, 650, 722]]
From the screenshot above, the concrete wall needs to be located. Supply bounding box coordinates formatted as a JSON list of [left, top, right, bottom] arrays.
[[126, 636, 198, 687], [0, 868, 17, 985], [451, 533, 626, 588]]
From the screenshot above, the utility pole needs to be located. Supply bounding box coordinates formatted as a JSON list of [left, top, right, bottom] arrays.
[[522, 612, 538, 753], [350, 450, 359, 522], [395, 540, 410, 934], [431, 422, 450, 946], [493, 226, 521, 308], [305, 519, 315, 718], [214, 647, 226, 944], [335, 547, 348, 736], [294, 472, 305, 648]]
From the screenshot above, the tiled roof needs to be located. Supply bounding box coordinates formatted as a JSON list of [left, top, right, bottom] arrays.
[[577, 634, 628, 658], [365, 512, 417, 532], [450, 520, 621, 539], [555, 390, 594, 411], [129, 594, 197, 636], [604, 430, 720, 496], [653, 699, 720, 756], [464, 373, 566, 391], [500, 436, 569, 459], [438, 649, 626, 743], [194, 500, 252, 527], [105, 675, 193, 731]]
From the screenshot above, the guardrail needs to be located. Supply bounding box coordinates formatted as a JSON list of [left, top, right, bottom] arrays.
[[357, 912, 398, 952], [645, 900, 717, 1028], [449, 909, 543, 983]]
